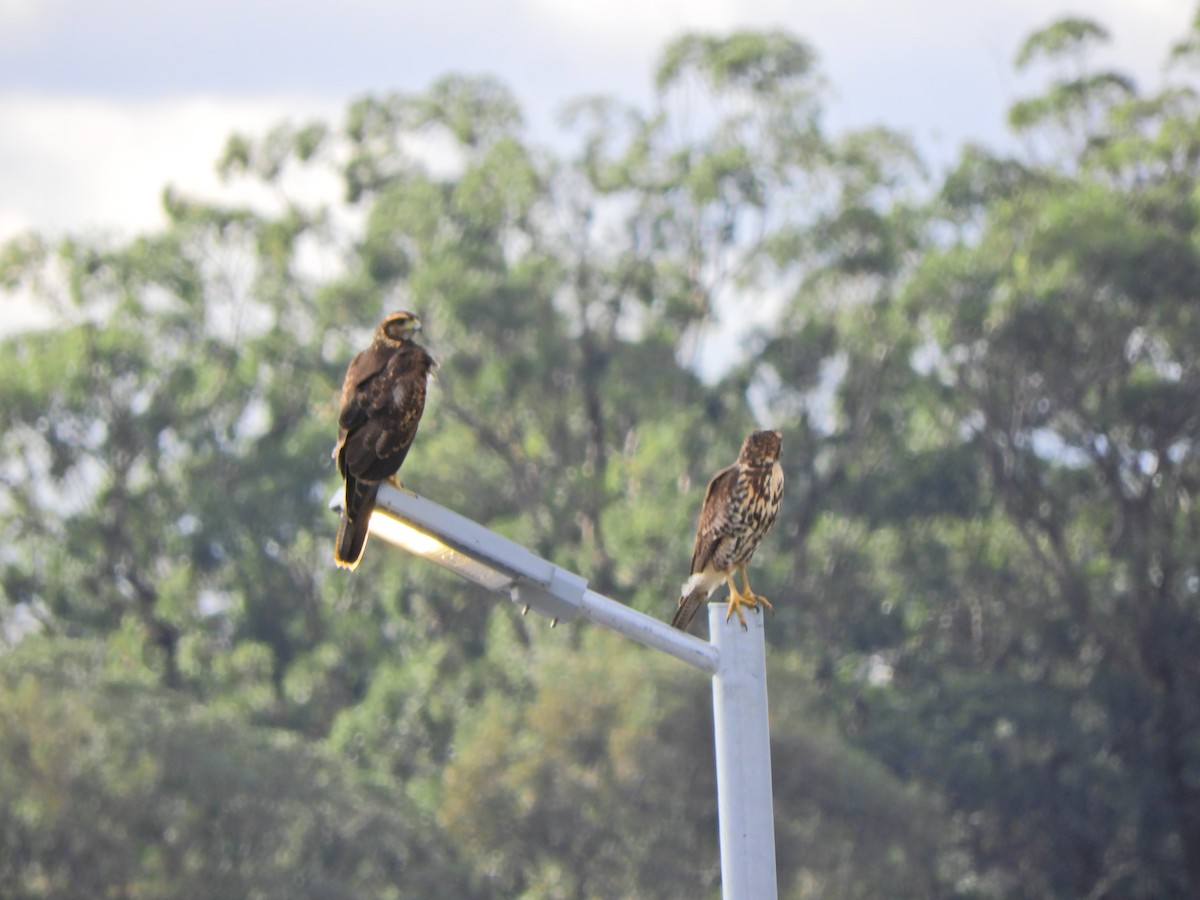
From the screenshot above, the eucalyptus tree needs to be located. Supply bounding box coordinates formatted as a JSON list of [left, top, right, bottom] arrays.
[[859, 17, 1200, 897]]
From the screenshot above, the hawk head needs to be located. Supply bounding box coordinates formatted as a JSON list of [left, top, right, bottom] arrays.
[[739, 429, 782, 466], [376, 310, 423, 346]]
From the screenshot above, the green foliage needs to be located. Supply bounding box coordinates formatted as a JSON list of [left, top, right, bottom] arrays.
[[0, 638, 476, 899], [888, 21, 1200, 895], [439, 627, 719, 898], [1014, 16, 1110, 71], [656, 30, 817, 95], [4, 13, 1200, 899]]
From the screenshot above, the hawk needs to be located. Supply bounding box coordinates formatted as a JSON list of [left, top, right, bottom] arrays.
[[671, 429, 784, 632], [333, 310, 435, 570]]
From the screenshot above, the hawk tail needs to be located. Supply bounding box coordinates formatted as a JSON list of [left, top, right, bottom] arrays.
[[334, 479, 381, 570], [670, 587, 709, 632]]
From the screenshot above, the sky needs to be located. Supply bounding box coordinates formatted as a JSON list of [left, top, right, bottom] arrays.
[[0, 0, 1196, 243]]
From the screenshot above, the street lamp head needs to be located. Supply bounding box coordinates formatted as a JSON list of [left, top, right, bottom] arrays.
[[365, 509, 514, 592], [329, 484, 583, 623]]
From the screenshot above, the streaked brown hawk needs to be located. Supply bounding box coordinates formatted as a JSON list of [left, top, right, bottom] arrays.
[[671, 429, 784, 632], [333, 311, 435, 570]]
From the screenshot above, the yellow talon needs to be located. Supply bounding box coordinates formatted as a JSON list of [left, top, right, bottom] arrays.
[[723, 574, 758, 628], [720, 567, 775, 628], [724, 594, 751, 627], [739, 565, 773, 615]]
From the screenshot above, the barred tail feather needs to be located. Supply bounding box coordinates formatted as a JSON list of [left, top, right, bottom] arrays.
[[670, 587, 709, 632], [670, 570, 724, 632]]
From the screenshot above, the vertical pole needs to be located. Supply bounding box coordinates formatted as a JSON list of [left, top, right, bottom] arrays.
[[710, 603, 778, 900]]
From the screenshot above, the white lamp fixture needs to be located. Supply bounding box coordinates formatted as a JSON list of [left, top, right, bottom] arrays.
[[365, 511, 514, 593]]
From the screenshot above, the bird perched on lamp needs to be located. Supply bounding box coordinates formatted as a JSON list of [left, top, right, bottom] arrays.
[[671, 429, 784, 632], [333, 310, 435, 570]]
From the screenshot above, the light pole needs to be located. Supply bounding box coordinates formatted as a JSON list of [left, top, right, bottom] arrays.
[[332, 483, 778, 899]]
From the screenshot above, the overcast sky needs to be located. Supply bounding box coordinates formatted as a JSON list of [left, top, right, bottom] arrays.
[[0, 0, 1196, 242]]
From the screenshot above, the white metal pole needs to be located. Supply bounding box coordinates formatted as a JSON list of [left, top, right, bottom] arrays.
[[710, 603, 778, 900]]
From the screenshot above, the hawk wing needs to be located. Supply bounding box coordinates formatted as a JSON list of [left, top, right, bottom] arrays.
[[670, 463, 739, 631], [689, 463, 739, 575], [334, 343, 389, 469], [333, 342, 433, 569], [336, 344, 431, 482]]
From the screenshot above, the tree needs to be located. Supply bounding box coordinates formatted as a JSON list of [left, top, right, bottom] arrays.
[[0, 636, 478, 899], [0, 29, 960, 898], [15, 14, 1200, 898], [846, 16, 1200, 897]]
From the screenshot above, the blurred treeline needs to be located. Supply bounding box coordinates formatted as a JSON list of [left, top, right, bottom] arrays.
[[2, 14, 1199, 899]]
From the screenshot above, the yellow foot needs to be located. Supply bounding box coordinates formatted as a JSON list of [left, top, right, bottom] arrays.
[[733, 566, 772, 619], [386, 475, 404, 489], [724, 589, 759, 629]]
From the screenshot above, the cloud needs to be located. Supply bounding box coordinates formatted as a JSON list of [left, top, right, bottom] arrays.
[[520, 0, 749, 40], [0, 0, 60, 37], [0, 0, 1194, 244], [0, 92, 338, 240]]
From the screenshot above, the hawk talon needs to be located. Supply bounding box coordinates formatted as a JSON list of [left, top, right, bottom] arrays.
[[724, 586, 758, 629], [738, 565, 773, 615]]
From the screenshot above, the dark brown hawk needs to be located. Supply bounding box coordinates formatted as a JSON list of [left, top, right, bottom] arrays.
[[333, 311, 435, 570], [670, 429, 784, 632]]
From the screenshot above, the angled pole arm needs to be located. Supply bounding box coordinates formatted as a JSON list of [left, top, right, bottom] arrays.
[[576, 588, 718, 674], [333, 484, 718, 673]]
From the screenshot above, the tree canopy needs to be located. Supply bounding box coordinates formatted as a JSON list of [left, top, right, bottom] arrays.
[[2, 14, 1199, 899]]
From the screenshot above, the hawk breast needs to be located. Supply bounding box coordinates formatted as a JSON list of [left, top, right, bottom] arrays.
[[711, 460, 783, 572]]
